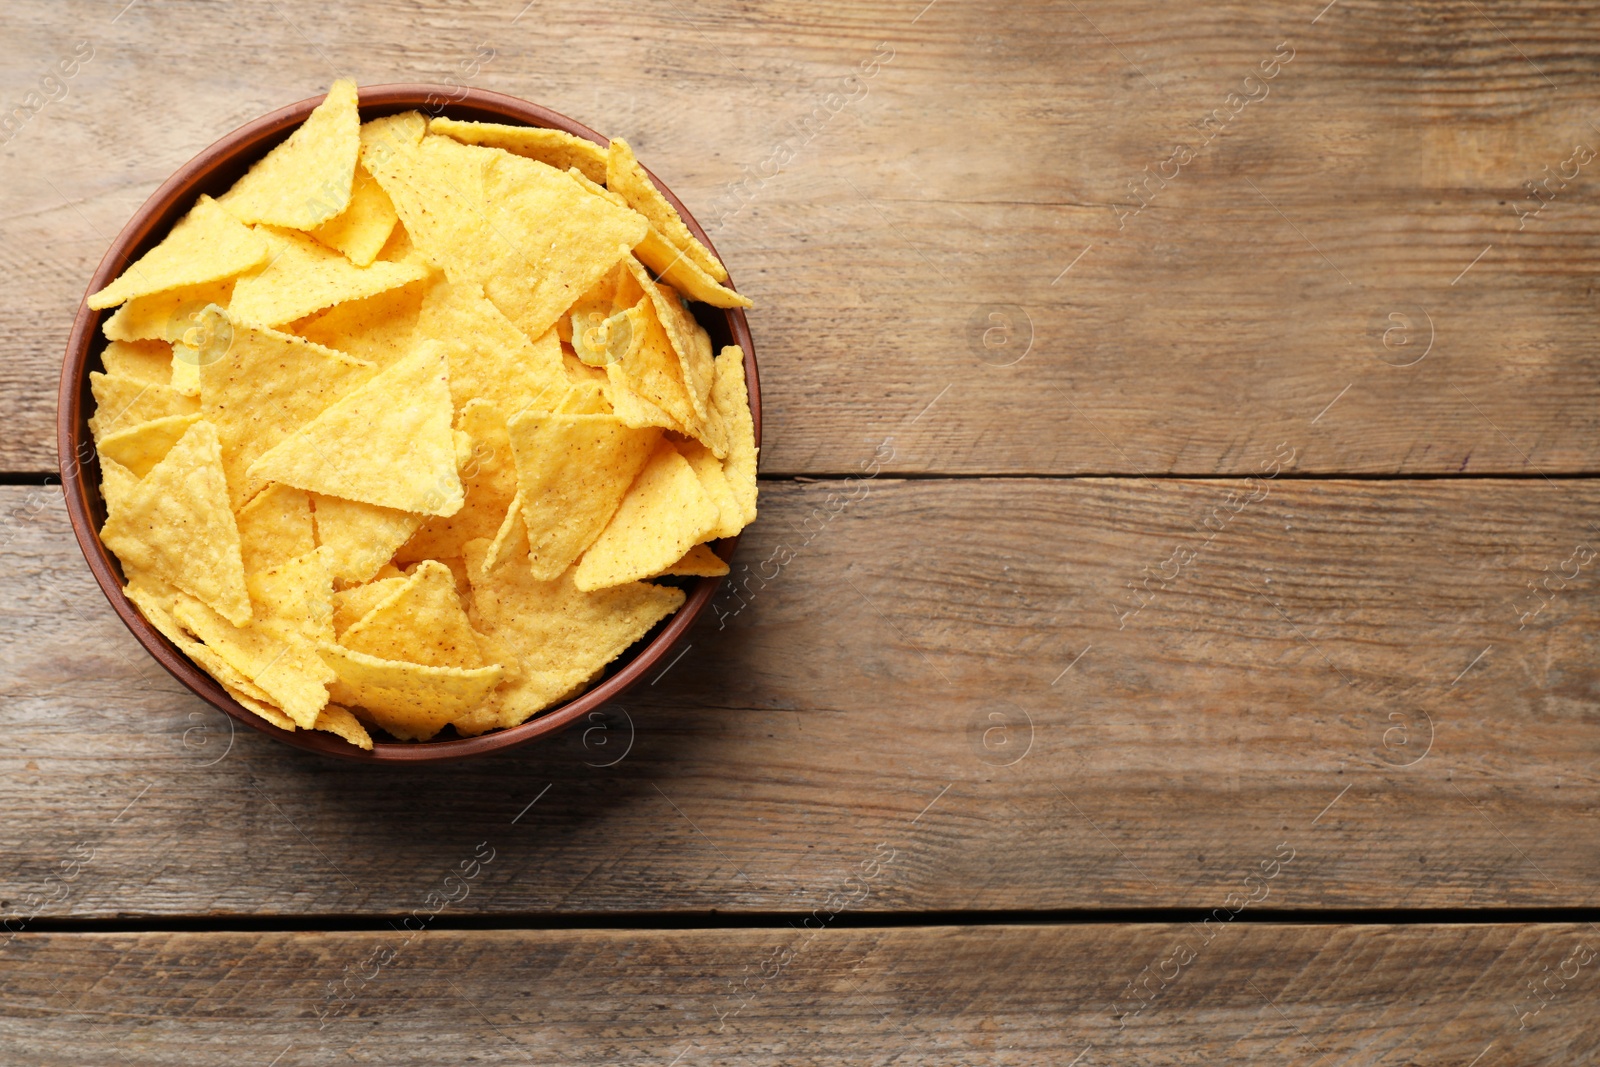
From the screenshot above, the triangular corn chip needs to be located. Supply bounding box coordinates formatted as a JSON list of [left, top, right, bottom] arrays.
[[235, 483, 316, 574], [710, 345, 758, 530], [230, 226, 431, 327], [218, 79, 360, 230], [247, 549, 336, 646], [309, 163, 398, 266], [340, 560, 485, 669], [429, 117, 608, 183], [574, 439, 720, 591], [100, 420, 252, 625], [290, 276, 426, 367], [100, 339, 174, 384], [677, 438, 745, 539], [172, 593, 333, 728], [315, 704, 373, 749], [88, 373, 198, 444], [317, 642, 503, 741], [364, 134, 647, 340], [606, 136, 728, 283], [465, 531, 684, 727], [505, 410, 659, 580], [248, 340, 463, 516], [397, 399, 518, 564], [124, 577, 281, 716], [87, 195, 268, 310], [98, 457, 139, 520], [655, 542, 730, 578], [194, 306, 375, 508], [97, 412, 201, 479], [312, 494, 426, 585], [605, 294, 725, 451], [102, 279, 235, 343], [623, 258, 720, 447], [331, 575, 409, 635], [633, 224, 751, 308], [416, 276, 567, 417]]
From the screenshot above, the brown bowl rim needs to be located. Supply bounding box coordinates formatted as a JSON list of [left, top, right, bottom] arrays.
[[56, 83, 759, 764]]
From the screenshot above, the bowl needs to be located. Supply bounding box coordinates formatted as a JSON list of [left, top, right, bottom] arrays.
[[57, 84, 759, 763]]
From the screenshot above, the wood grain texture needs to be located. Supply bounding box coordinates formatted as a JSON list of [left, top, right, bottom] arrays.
[[1, 924, 1595, 1065], [4, 1, 1600, 474], [4, 478, 1597, 917]]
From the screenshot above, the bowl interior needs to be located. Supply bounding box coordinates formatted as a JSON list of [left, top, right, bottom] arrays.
[[59, 84, 758, 763]]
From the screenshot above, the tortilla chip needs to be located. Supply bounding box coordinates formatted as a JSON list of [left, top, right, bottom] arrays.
[[396, 399, 518, 564], [309, 163, 398, 266], [170, 346, 201, 397], [623, 258, 720, 450], [364, 134, 647, 339], [290, 275, 427, 367], [312, 494, 426, 586], [97, 412, 201, 479], [710, 345, 758, 530], [98, 457, 140, 521], [339, 559, 485, 669], [606, 136, 728, 283], [230, 226, 431, 327], [416, 276, 568, 417], [235, 483, 316, 574], [101, 279, 235, 343], [429, 117, 608, 183], [88, 373, 199, 444], [555, 380, 612, 415], [173, 593, 333, 728], [604, 296, 716, 448], [505, 410, 659, 580], [100, 419, 252, 625], [100, 339, 175, 384], [465, 532, 684, 727], [358, 110, 427, 170], [331, 575, 409, 635], [317, 643, 503, 741], [88, 195, 269, 310], [633, 225, 752, 309], [194, 306, 375, 508], [217, 79, 359, 230], [656, 542, 730, 577], [677, 438, 744, 539], [248, 340, 463, 516], [574, 439, 720, 591], [315, 704, 373, 749], [247, 549, 336, 646]]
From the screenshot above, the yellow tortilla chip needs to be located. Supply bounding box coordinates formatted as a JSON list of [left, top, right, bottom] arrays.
[[247, 549, 336, 646], [194, 306, 375, 508], [357, 110, 427, 171], [677, 438, 744, 539], [416, 276, 568, 417], [364, 134, 648, 339], [100, 339, 174, 384], [102, 279, 235, 343], [430, 117, 609, 183], [555, 380, 612, 415], [624, 259, 719, 444], [340, 560, 485, 669], [574, 439, 720, 591], [633, 225, 752, 309], [100, 419, 252, 625], [218, 79, 359, 230], [88, 195, 269, 310], [97, 412, 201, 479], [170, 346, 201, 397], [225, 683, 298, 731], [248, 340, 463, 516], [566, 166, 627, 206], [315, 704, 373, 749], [88, 373, 199, 444], [606, 136, 728, 283], [317, 642, 503, 741], [605, 295, 723, 450], [465, 532, 684, 727], [235, 483, 316, 574], [309, 163, 398, 266], [506, 410, 659, 580], [230, 226, 431, 327], [172, 593, 333, 728], [331, 575, 409, 635], [655, 542, 730, 577], [290, 275, 427, 367], [98, 457, 140, 521], [710, 345, 758, 530], [312, 494, 426, 586], [397, 399, 518, 564]]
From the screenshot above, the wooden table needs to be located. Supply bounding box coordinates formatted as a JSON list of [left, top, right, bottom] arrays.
[[3, 0, 1598, 1062]]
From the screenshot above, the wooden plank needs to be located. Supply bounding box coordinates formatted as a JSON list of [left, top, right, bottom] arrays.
[[5, 2, 1600, 474], [4, 477, 1598, 918], [1, 924, 1594, 1063]]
